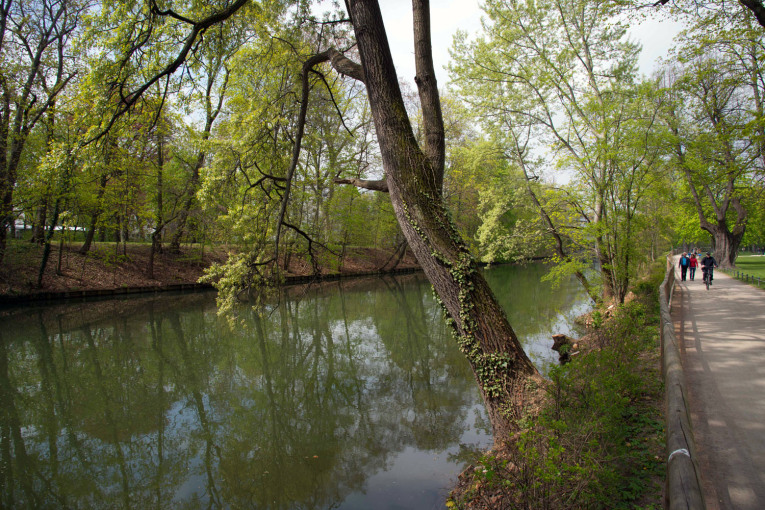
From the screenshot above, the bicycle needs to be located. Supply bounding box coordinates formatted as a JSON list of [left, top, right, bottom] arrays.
[[703, 268, 714, 290]]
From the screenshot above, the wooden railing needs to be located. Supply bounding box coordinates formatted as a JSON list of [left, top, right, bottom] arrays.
[[660, 255, 705, 509]]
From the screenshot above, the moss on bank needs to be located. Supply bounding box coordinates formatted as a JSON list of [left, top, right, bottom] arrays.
[[448, 262, 667, 509]]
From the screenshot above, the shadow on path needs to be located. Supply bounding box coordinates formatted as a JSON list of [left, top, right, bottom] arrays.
[[672, 264, 765, 510]]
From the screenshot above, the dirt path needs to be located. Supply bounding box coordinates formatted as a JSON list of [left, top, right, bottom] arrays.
[[671, 260, 765, 509]]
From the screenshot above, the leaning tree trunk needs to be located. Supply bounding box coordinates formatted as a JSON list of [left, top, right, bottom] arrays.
[[96, 0, 543, 443], [346, 0, 541, 440]]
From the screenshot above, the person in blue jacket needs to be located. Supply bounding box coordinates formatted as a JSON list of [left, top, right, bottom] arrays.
[[679, 252, 690, 281]]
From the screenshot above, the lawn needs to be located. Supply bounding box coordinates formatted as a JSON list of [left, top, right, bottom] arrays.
[[721, 255, 765, 289], [733, 255, 765, 278]]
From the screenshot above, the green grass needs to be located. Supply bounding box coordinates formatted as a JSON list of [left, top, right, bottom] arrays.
[[720, 255, 765, 288], [733, 255, 765, 278]]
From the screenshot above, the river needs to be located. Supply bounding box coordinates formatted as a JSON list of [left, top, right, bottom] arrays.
[[0, 263, 590, 509]]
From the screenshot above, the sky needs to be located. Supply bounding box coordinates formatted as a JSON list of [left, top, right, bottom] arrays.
[[376, 0, 685, 88]]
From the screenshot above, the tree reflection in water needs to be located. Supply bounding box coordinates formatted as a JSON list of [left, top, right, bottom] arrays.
[[0, 265, 589, 508]]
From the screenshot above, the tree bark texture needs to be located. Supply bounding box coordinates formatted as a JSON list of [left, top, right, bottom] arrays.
[[345, 0, 540, 439]]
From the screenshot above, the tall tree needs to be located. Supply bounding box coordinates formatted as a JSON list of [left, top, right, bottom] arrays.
[[169, 23, 244, 252], [662, 11, 765, 266], [89, 0, 542, 440], [450, 0, 664, 303], [0, 0, 86, 261]]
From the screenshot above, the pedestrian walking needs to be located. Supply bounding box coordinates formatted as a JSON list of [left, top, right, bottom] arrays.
[[689, 253, 698, 281], [679, 252, 690, 281]]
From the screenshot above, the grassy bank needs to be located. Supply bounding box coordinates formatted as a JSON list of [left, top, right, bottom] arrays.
[[449, 263, 666, 509]]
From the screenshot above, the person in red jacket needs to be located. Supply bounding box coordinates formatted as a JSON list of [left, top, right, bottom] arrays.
[[689, 253, 698, 281]]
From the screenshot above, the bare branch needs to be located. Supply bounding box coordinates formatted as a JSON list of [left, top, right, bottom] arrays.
[[305, 17, 352, 26], [273, 47, 365, 272], [334, 176, 388, 192], [93, 0, 249, 141], [314, 70, 354, 135], [282, 221, 339, 275]]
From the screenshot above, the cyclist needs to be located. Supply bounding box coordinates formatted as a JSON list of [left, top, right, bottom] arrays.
[[701, 252, 718, 286]]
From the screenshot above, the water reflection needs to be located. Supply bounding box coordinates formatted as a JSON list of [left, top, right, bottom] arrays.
[[0, 264, 589, 509], [483, 263, 592, 369]]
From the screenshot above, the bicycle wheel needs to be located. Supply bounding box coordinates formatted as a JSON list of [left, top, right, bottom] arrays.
[[705, 273, 710, 290]]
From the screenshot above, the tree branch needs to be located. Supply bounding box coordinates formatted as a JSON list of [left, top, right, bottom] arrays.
[[333, 176, 389, 192], [93, 0, 249, 142], [282, 221, 340, 275], [149, 0, 196, 25], [412, 0, 444, 191], [274, 47, 365, 272], [737, 0, 765, 29]]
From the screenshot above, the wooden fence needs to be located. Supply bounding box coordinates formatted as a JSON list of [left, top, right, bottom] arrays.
[[660, 255, 705, 509]]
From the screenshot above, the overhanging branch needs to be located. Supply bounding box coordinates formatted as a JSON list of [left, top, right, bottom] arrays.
[[92, 0, 249, 142], [274, 47, 365, 271], [334, 177, 388, 192]]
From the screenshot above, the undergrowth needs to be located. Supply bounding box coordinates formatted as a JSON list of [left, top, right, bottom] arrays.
[[449, 262, 666, 509]]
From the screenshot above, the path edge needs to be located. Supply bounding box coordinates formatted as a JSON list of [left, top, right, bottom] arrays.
[[660, 254, 705, 509]]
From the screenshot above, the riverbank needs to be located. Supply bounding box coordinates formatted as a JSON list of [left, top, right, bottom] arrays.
[[0, 241, 419, 303], [448, 262, 666, 509]]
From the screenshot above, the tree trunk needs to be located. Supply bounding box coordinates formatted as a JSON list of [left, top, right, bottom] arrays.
[[79, 173, 109, 255], [149, 130, 165, 279], [170, 152, 202, 253], [30, 201, 48, 244], [346, 0, 540, 440], [171, 61, 228, 253], [80, 215, 98, 255], [149, 231, 160, 280], [37, 198, 62, 288], [0, 162, 18, 262], [681, 164, 746, 269], [710, 224, 743, 268]]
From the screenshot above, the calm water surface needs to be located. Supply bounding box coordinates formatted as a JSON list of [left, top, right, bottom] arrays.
[[0, 264, 590, 509]]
